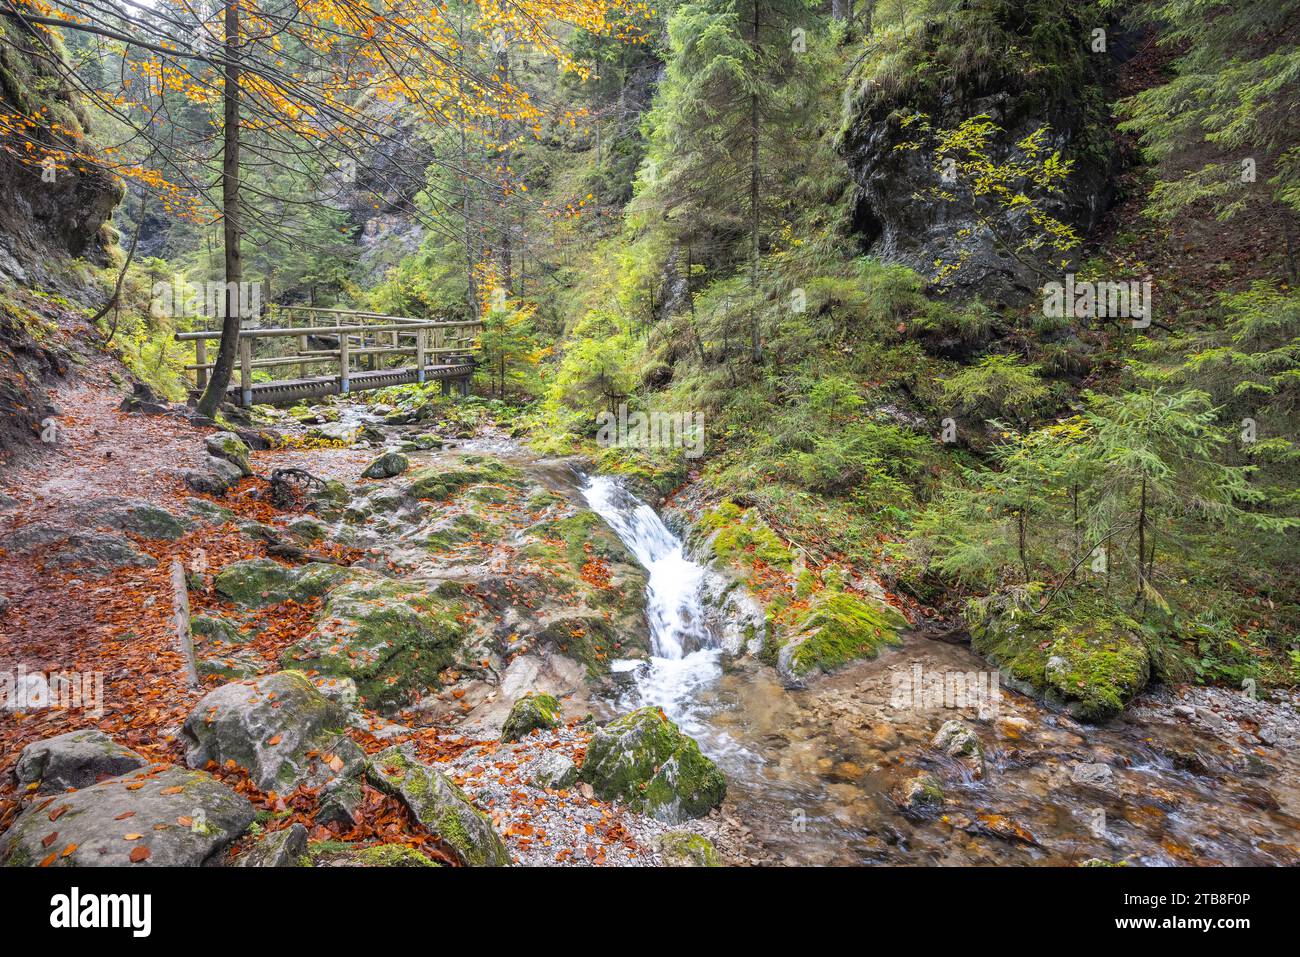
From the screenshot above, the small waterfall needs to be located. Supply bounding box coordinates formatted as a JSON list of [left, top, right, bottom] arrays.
[[581, 475, 723, 728]]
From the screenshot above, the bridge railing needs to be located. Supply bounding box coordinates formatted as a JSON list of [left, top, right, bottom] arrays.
[[175, 308, 481, 406]]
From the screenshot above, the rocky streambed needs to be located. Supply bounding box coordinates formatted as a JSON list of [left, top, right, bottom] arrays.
[[3, 395, 1297, 867]]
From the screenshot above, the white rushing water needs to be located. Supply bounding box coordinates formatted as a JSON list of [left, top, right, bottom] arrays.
[[580, 475, 723, 732]]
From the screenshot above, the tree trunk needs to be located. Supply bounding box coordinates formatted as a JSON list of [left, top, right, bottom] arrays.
[[1134, 477, 1147, 605], [197, 0, 243, 417]]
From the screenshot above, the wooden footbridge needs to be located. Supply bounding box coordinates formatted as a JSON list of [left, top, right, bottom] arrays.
[[176, 306, 481, 407]]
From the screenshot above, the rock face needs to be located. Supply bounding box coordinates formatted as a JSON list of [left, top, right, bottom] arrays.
[[0, 766, 253, 866], [367, 744, 511, 866], [15, 729, 148, 793], [579, 707, 726, 822], [182, 671, 363, 792], [837, 1, 1117, 304], [501, 692, 562, 742]]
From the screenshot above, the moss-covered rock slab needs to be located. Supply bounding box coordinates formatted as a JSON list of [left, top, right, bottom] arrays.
[[285, 577, 470, 711], [213, 558, 354, 608], [776, 590, 906, 686]]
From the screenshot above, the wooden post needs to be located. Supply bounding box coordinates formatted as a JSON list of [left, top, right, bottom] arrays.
[[339, 333, 350, 394], [195, 337, 208, 391], [170, 559, 198, 689], [239, 334, 252, 407], [416, 328, 427, 384]]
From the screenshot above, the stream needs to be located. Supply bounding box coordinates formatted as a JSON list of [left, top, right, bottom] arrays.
[[313, 412, 1300, 866], [578, 472, 1300, 866]]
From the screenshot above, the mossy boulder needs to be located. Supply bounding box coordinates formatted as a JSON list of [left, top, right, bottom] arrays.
[[500, 692, 562, 742], [214, 558, 353, 608], [776, 590, 907, 686], [362, 450, 410, 480], [579, 707, 726, 822], [969, 598, 1150, 722], [656, 831, 721, 867], [367, 744, 511, 866], [285, 577, 470, 711], [181, 671, 363, 792], [695, 501, 795, 574], [205, 431, 253, 477]]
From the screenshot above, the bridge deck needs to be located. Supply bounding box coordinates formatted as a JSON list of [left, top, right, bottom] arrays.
[[228, 362, 475, 406]]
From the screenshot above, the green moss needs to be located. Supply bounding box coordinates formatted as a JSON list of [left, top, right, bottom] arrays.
[[785, 590, 907, 678], [657, 831, 721, 867], [405, 457, 522, 500], [356, 843, 440, 867], [501, 692, 563, 742], [698, 502, 794, 573], [287, 578, 470, 711]]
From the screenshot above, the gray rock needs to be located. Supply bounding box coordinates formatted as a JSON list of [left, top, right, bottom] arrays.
[[205, 432, 253, 477], [1071, 762, 1114, 787], [67, 498, 189, 540], [184, 455, 244, 495], [182, 671, 363, 792], [236, 823, 308, 867], [526, 751, 578, 790], [49, 532, 155, 576], [368, 744, 511, 866], [0, 766, 254, 866], [15, 730, 149, 793]]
